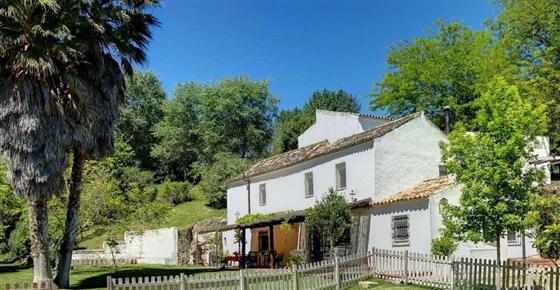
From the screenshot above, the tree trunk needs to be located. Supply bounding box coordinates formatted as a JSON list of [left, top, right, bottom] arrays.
[[496, 234, 501, 262], [54, 148, 85, 288], [28, 195, 52, 283]]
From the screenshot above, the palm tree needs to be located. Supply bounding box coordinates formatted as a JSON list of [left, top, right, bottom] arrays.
[[53, 1, 159, 287], [0, 1, 76, 282], [0, 0, 159, 283]]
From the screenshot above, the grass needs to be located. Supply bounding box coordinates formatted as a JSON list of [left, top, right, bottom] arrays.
[[345, 278, 432, 290], [0, 262, 228, 290], [78, 199, 225, 249]]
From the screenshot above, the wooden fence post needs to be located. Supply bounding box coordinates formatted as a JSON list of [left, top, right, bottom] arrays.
[[449, 256, 455, 290], [404, 250, 409, 285], [292, 265, 299, 290], [335, 255, 341, 290], [106, 276, 112, 290], [180, 273, 185, 290], [239, 270, 246, 290], [371, 247, 376, 275]]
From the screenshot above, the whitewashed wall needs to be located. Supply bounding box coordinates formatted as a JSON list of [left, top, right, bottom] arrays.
[[298, 110, 387, 148], [225, 142, 376, 253], [369, 199, 432, 253], [373, 115, 447, 199]]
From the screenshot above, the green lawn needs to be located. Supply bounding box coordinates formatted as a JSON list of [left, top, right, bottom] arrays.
[[0, 262, 227, 290], [345, 278, 432, 290], [78, 199, 225, 249]]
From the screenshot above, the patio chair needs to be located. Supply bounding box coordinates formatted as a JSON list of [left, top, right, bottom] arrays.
[[274, 253, 285, 268], [247, 251, 259, 268]]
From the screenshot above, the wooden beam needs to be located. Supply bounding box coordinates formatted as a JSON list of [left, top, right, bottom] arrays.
[[240, 228, 246, 269], [269, 224, 275, 269]]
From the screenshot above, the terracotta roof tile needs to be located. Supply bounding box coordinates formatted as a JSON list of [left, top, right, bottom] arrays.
[[371, 176, 454, 205], [228, 112, 422, 183]]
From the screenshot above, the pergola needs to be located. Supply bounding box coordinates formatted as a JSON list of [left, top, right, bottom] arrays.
[[219, 198, 372, 269]]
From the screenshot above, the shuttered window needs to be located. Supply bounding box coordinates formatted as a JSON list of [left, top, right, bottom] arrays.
[[305, 172, 314, 197], [336, 162, 346, 190], [392, 215, 410, 246], [259, 184, 266, 206]]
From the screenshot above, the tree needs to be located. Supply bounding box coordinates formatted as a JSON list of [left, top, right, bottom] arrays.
[[0, 1, 80, 281], [272, 89, 360, 154], [117, 72, 166, 170], [440, 78, 547, 261], [192, 152, 249, 208], [527, 186, 560, 264], [370, 21, 499, 130], [199, 77, 278, 159], [152, 82, 203, 180], [305, 188, 352, 254], [271, 109, 308, 154], [492, 0, 560, 152]]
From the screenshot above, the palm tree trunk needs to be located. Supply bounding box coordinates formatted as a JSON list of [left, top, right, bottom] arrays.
[[28, 195, 52, 283], [54, 148, 85, 288]]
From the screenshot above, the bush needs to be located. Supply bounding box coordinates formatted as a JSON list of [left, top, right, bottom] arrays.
[[431, 235, 458, 256], [287, 250, 305, 267], [8, 220, 29, 259], [157, 180, 192, 205]]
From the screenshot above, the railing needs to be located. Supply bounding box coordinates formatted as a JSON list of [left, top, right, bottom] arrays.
[[2, 280, 53, 290]]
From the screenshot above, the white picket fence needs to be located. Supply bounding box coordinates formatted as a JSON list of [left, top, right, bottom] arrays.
[[106, 248, 560, 290], [108, 253, 373, 290], [2, 280, 53, 290]]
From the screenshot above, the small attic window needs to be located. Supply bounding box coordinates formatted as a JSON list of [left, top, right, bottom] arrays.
[[439, 165, 449, 177], [336, 162, 346, 190]]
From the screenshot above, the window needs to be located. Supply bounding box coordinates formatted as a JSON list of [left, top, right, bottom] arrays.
[[507, 231, 521, 246], [305, 172, 314, 197], [259, 184, 266, 205], [439, 165, 449, 176], [392, 215, 410, 246], [336, 162, 347, 190], [258, 231, 269, 251]]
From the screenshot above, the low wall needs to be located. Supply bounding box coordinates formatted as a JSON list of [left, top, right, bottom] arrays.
[[73, 227, 178, 265]]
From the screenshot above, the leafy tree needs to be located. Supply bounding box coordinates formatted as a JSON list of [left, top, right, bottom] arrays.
[[370, 21, 499, 130], [272, 89, 360, 154], [152, 82, 203, 180], [440, 78, 547, 261], [0, 162, 23, 254], [303, 89, 360, 117], [192, 152, 249, 208], [305, 188, 352, 253], [527, 186, 560, 262], [157, 180, 192, 205], [492, 0, 560, 152], [271, 109, 308, 154], [118, 72, 166, 170], [199, 77, 278, 159]]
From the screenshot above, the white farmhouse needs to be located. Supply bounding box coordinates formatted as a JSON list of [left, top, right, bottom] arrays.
[[222, 110, 552, 267]]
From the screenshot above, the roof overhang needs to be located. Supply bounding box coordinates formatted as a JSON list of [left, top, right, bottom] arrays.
[[218, 198, 372, 232]]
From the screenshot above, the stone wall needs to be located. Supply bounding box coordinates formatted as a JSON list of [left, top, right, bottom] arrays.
[[177, 218, 225, 265]]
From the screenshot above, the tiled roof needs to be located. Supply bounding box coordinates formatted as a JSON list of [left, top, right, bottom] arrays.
[[370, 176, 454, 205], [228, 112, 422, 183], [358, 113, 396, 121]]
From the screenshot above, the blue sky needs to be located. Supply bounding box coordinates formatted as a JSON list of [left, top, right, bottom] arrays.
[[142, 0, 498, 113]]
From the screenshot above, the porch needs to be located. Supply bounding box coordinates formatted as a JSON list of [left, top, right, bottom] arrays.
[[221, 198, 372, 269]]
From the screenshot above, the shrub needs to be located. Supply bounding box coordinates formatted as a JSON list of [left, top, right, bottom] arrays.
[[8, 220, 29, 259], [157, 180, 192, 205], [431, 235, 458, 256], [287, 250, 305, 267]]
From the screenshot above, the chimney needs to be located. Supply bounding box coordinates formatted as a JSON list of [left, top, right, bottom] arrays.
[[444, 106, 451, 135]]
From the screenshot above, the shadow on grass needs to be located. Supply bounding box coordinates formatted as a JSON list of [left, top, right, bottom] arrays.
[[0, 263, 31, 273], [72, 266, 231, 289]]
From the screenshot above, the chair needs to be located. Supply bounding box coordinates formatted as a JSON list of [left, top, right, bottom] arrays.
[[247, 251, 259, 268], [274, 253, 285, 268]]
